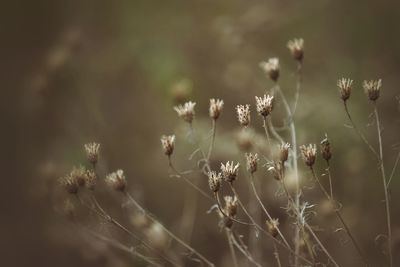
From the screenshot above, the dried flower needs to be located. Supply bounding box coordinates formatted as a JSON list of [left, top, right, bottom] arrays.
[[337, 78, 353, 101], [259, 58, 280, 82], [268, 161, 284, 180], [106, 169, 127, 192], [279, 143, 291, 163], [221, 161, 240, 183], [84, 142, 100, 165], [209, 98, 224, 120], [236, 104, 251, 127], [245, 153, 259, 174], [70, 165, 87, 186], [300, 144, 317, 167], [224, 196, 238, 217], [266, 218, 280, 237], [85, 169, 97, 190], [363, 79, 382, 101], [255, 94, 274, 117], [287, 38, 304, 62], [60, 174, 79, 194], [320, 135, 332, 161], [160, 135, 175, 156], [208, 171, 222, 193], [174, 101, 196, 123]]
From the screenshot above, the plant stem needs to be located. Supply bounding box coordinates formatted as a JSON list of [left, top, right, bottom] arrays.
[[124, 191, 215, 267], [374, 103, 392, 267], [207, 119, 217, 161], [226, 229, 239, 267], [326, 161, 334, 199]]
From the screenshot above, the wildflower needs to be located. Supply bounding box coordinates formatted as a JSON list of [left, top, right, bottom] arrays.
[[60, 174, 79, 194], [236, 104, 250, 127], [259, 58, 280, 82], [209, 99, 224, 120], [160, 135, 175, 156], [208, 171, 222, 193], [287, 38, 304, 62], [245, 153, 259, 174], [255, 94, 274, 117], [363, 79, 382, 101], [320, 135, 332, 161], [300, 144, 317, 167], [268, 161, 283, 180], [70, 165, 87, 186], [85, 169, 97, 190], [337, 78, 353, 101], [84, 142, 100, 165], [221, 161, 240, 183], [224, 196, 238, 217], [266, 218, 280, 237], [174, 101, 196, 123], [279, 143, 291, 163], [106, 169, 127, 192]]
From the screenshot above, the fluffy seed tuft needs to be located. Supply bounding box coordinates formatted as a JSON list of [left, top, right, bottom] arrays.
[[209, 99, 224, 120], [259, 58, 280, 82], [287, 38, 304, 61], [106, 169, 127, 192], [160, 135, 175, 156], [174, 101, 196, 123]]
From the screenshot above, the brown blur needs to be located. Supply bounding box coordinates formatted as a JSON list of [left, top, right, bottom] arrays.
[[4, 0, 400, 266]]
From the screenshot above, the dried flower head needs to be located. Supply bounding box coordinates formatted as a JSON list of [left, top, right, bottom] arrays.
[[255, 94, 274, 117], [85, 169, 97, 190], [320, 135, 332, 161], [84, 142, 100, 165], [259, 58, 280, 82], [266, 218, 280, 237], [363, 79, 382, 101], [224, 195, 238, 217], [106, 169, 127, 192], [221, 161, 240, 183], [337, 78, 353, 101], [287, 38, 304, 62], [267, 161, 284, 180], [208, 171, 222, 193], [70, 165, 87, 186], [300, 144, 317, 167], [236, 104, 251, 127], [209, 98, 224, 120], [279, 143, 291, 163], [174, 101, 196, 123], [160, 135, 175, 156], [245, 153, 259, 174], [59, 174, 79, 194]]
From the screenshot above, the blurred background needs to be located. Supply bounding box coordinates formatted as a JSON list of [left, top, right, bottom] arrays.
[[3, 0, 400, 266]]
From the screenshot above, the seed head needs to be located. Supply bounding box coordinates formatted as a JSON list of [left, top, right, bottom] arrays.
[[174, 101, 196, 123], [337, 78, 353, 101], [363, 79, 382, 101], [279, 143, 291, 163], [70, 165, 87, 186], [300, 144, 317, 167], [245, 153, 259, 174], [85, 169, 97, 190], [266, 218, 280, 237], [287, 38, 304, 62], [255, 94, 274, 117], [208, 171, 222, 193], [224, 195, 238, 217], [236, 104, 251, 127], [221, 161, 240, 183], [59, 174, 79, 194], [320, 135, 332, 162], [84, 142, 100, 165], [259, 58, 280, 82], [106, 169, 127, 192], [160, 135, 175, 156], [209, 98, 224, 120]]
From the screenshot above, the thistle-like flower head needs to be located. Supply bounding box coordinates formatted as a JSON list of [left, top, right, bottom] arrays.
[[59, 174, 79, 194], [337, 78, 353, 101], [245, 153, 259, 174], [259, 58, 280, 81], [300, 144, 317, 167], [363, 79, 382, 101], [208, 171, 222, 193], [266, 218, 280, 237], [224, 195, 238, 217], [320, 135, 332, 161], [255, 94, 274, 117], [84, 142, 100, 165], [209, 98, 224, 120], [160, 135, 175, 156], [221, 161, 240, 183], [287, 38, 304, 61], [236, 104, 250, 127], [174, 101, 196, 123], [106, 169, 127, 192], [70, 165, 87, 186], [279, 143, 291, 163]]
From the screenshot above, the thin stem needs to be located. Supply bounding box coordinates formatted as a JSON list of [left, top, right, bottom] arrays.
[[291, 62, 302, 115], [207, 119, 217, 161], [262, 116, 273, 155], [249, 174, 291, 250], [226, 229, 239, 267], [125, 191, 215, 267], [229, 230, 262, 267], [273, 242, 282, 267], [267, 118, 285, 145], [214, 193, 254, 226], [343, 101, 379, 158], [374, 103, 392, 267], [326, 161, 334, 199], [387, 150, 400, 187], [310, 167, 369, 266]]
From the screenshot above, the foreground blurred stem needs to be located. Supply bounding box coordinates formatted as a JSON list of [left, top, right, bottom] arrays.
[[225, 229, 239, 267], [124, 191, 215, 267], [373, 103, 392, 267]]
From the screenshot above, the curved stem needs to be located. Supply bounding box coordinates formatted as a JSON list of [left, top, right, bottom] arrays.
[[374, 103, 392, 267], [267, 118, 285, 145], [229, 230, 263, 267], [124, 191, 215, 267]]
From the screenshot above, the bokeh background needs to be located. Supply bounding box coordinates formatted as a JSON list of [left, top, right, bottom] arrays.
[[4, 0, 400, 266]]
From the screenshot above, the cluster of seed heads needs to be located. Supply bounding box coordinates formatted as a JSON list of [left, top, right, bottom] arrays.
[[337, 78, 383, 102]]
